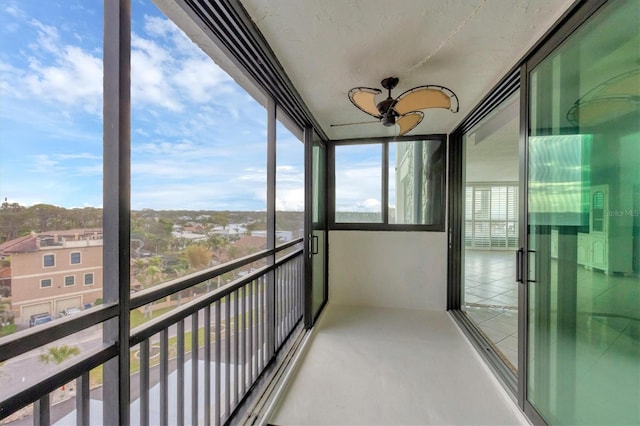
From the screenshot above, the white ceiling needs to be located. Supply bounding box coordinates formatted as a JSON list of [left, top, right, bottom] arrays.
[[239, 0, 575, 140]]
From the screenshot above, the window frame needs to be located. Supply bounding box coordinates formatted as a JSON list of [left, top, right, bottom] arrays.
[[43, 254, 55, 268], [70, 252, 81, 265], [329, 133, 447, 231], [40, 278, 53, 288], [84, 272, 94, 286], [64, 275, 75, 287]]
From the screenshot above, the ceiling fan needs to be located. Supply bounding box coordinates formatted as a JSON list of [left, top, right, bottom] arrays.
[[332, 77, 459, 136]]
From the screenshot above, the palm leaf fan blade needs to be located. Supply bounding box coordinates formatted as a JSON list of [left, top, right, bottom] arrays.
[[348, 87, 382, 117], [395, 86, 456, 115], [397, 111, 423, 136]]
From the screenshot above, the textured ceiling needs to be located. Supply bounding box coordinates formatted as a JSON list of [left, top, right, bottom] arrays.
[[239, 0, 574, 140]]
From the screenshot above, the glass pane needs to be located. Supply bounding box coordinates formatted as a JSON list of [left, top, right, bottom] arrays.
[[527, 1, 640, 424], [276, 120, 304, 250], [388, 139, 445, 224], [130, 0, 267, 320], [311, 133, 327, 318], [462, 93, 520, 372], [0, 2, 105, 412], [0, 2, 104, 328], [334, 144, 382, 223], [312, 141, 325, 225]]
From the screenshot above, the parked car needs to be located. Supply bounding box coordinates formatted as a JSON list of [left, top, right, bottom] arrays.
[[29, 313, 52, 327], [61, 307, 82, 316]]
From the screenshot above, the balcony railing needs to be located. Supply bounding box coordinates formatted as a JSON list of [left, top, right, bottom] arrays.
[[0, 238, 304, 425]]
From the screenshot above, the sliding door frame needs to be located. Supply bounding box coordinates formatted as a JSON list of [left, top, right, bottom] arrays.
[[448, 1, 610, 424], [520, 1, 609, 424]]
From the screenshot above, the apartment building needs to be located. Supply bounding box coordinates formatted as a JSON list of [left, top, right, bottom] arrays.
[[0, 229, 103, 323]]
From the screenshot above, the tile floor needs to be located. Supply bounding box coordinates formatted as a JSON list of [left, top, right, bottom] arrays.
[[269, 304, 527, 425], [462, 249, 640, 425], [463, 249, 519, 370]]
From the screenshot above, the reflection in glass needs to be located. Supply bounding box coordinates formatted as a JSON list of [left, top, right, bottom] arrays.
[[527, 1, 639, 424], [389, 139, 444, 225]]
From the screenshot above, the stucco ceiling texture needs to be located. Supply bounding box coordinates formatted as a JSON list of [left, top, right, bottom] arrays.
[[240, 0, 574, 140]]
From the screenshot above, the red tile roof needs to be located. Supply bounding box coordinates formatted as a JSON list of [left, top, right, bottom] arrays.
[[0, 228, 103, 254], [0, 267, 11, 279], [233, 235, 267, 250], [0, 235, 37, 254]]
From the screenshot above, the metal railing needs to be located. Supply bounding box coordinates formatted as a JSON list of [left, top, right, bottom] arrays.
[[0, 239, 304, 425]]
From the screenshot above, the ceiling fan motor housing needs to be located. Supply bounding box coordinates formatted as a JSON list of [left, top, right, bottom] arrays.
[[377, 97, 398, 126]]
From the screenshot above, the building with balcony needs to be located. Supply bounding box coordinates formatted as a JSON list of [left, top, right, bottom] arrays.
[[0, 0, 638, 425], [0, 229, 103, 323]]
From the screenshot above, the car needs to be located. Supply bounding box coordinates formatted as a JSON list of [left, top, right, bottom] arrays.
[[61, 307, 82, 316], [29, 313, 52, 327]]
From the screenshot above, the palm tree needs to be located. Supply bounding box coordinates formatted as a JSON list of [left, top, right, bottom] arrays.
[[39, 345, 80, 365]]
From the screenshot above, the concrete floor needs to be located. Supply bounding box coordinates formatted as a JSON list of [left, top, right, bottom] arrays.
[[269, 304, 527, 425]]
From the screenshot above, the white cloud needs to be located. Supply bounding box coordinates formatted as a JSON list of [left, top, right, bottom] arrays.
[[24, 45, 102, 114], [57, 152, 101, 160], [29, 154, 59, 172], [4, 3, 24, 18], [0, 19, 104, 115], [172, 58, 232, 103], [29, 19, 61, 54], [131, 35, 181, 111], [276, 188, 304, 211]]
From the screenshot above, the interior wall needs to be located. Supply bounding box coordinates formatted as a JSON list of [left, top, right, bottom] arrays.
[[328, 231, 447, 311]]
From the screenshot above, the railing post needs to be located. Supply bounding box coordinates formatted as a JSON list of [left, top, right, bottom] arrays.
[[76, 372, 90, 426], [33, 395, 49, 426]]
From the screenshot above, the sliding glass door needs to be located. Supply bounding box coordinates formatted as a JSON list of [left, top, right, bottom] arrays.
[[304, 129, 328, 327], [526, 1, 639, 424], [462, 93, 520, 373]]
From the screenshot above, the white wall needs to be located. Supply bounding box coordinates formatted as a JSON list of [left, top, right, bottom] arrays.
[[328, 231, 447, 311]]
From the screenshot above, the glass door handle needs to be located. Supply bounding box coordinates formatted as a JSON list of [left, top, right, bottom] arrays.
[[308, 234, 319, 256], [516, 247, 524, 283]]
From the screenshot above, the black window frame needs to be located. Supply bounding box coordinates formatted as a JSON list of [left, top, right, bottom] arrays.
[[329, 133, 447, 231]]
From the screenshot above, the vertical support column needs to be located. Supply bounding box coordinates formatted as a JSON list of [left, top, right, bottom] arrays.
[[517, 63, 529, 409], [103, 1, 131, 425], [303, 127, 314, 329], [413, 140, 424, 223], [382, 143, 389, 224], [266, 98, 277, 359]]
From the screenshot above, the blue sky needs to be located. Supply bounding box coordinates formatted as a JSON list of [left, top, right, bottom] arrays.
[[0, 0, 305, 211]]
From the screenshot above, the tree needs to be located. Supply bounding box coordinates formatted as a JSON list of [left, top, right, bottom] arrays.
[[183, 245, 211, 270], [39, 345, 80, 365], [206, 235, 228, 264], [0, 200, 27, 243]]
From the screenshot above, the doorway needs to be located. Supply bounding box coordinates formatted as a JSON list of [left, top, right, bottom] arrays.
[[461, 93, 520, 373]]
